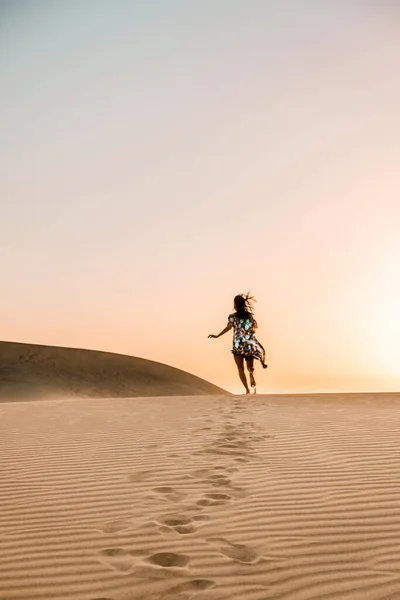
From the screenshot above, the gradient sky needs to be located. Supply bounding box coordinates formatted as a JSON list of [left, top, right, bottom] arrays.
[[1, 1, 400, 394]]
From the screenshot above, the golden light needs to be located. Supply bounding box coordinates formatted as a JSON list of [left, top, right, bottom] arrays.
[[361, 248, 400, 379]]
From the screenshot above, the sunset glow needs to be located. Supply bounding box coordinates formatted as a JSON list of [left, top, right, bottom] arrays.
[[1, 2, 400, 393]]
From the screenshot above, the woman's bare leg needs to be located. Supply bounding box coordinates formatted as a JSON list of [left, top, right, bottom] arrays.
[[233, 355, 250, 394], [260, 346, 268, 369], [246, 358, 256, 388]]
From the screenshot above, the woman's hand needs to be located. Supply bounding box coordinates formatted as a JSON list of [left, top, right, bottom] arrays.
[[208, 323, 232, 339]]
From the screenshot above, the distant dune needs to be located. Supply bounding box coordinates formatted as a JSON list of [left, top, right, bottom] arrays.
[[0, 341, 229, 400]]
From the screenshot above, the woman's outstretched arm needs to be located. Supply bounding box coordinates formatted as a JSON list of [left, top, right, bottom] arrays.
[[208, 322, 232, 339]]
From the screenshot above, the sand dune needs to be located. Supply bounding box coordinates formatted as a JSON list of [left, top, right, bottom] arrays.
[[0, 341, 228, 400], [2, 392, 400, 599]]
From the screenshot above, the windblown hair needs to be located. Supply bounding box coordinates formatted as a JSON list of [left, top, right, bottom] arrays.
[[233, 292, 256, 319]]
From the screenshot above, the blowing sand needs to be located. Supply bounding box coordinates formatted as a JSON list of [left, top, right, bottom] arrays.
[[2, 393, 400, 600]]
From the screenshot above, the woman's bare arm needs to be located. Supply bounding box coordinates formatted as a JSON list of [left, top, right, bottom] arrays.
[[208, 322, 233, 339]]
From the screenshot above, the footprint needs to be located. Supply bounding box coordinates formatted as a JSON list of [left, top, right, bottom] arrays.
[[174, 525, 196, 534], [221, 441, 247, 449], [100, 548, 127, 557], [191, 468, 214, 478], [152, 487, 187, 502], [163, 517, 192, 526], [169, 579, 215, 594], [100, 519, 132, 533], [223, 436, 241, 444], [227, 486, 249, 499], [98, 548, 135, 572], [192, 514, 210, 522], [203, 448, 236, 456], [207, 538, 261, 564], [146, 552, 190, 568], [128, 471, 150, 483], [197, 499, 217, 507], [197, 492, 233, 507], [191, 468, 231, 486], [205, 475, 232, 487], [155, 512, 208, 535], [158, 515, 196, 535], [206, 493, 232, 501]]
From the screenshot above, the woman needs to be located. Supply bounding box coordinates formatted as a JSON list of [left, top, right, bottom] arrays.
[[208, 293, 267, 394]]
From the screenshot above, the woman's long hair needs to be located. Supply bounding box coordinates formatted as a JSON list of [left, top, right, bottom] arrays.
[[233, 292, 256, 319]]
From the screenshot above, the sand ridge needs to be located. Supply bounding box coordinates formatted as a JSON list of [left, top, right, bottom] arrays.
[[2, 393, 400, 599], [0, 341, 228, 400]]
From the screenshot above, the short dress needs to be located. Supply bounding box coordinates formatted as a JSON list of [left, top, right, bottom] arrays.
[[228, 313, 266, 362]]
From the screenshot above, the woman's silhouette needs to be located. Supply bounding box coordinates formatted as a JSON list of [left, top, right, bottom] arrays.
[[208, 293, 267, 394]]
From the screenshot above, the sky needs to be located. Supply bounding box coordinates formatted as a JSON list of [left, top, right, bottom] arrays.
[[1, 1, 400, 394]]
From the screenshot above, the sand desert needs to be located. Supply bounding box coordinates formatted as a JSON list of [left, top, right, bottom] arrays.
[[2, 344, 400, 599], [3, 1, 400, 598]]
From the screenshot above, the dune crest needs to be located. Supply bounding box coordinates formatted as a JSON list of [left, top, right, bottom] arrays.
[[0, 341, 228, 400]]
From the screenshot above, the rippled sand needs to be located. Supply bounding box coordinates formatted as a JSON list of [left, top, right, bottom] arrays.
[[2, 393, 400, 600]]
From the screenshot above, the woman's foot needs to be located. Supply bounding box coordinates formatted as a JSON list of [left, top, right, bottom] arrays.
[[249, 372, 256, 388]]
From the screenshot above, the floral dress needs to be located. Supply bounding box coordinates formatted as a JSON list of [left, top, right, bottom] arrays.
[[228, 314, 266, 362]]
